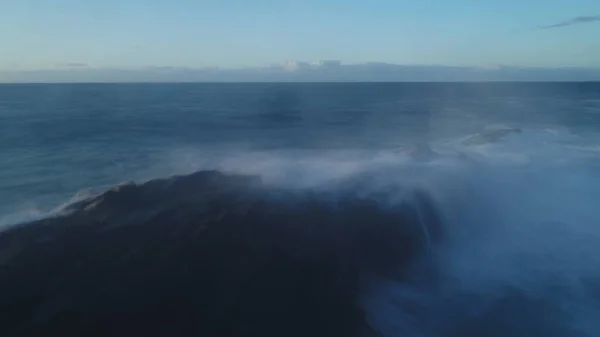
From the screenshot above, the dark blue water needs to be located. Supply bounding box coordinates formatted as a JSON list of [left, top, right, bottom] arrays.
[[2, 82, 599, 218], [1, 83, 600, 336]]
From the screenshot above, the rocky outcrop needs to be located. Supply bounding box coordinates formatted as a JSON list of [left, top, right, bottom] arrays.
[[0, 170, 444, 337]]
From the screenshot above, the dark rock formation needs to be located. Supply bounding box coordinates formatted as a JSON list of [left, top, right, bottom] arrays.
[[0, 170, 444, 337]]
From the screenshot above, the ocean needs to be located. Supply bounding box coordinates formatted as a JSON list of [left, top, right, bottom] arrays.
[[1, 82, 600, 336]]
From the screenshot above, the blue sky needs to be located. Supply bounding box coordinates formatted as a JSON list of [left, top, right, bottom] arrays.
[[1, 0, 600, 70]]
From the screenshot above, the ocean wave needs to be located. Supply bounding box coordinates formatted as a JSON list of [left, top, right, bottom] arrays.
[[1, 127, 599, 336], [0, 169, 445, 337]]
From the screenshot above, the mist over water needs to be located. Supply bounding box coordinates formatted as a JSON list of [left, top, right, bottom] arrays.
[[1, 83, 600, 336], [198, 130, 600, 336], [360, 132, 600, 336]]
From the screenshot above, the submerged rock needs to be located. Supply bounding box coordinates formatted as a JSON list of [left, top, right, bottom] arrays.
[[0, 170, 444, 337]]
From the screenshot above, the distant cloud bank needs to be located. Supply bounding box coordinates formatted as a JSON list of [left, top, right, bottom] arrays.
[[56, 62, 89, 68], [1, 61, 600, 83], [539, 15, 600, 29]]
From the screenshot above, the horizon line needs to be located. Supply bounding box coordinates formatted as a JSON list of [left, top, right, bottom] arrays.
[[3, 62, 600, 72], [2, 80, 600, 85]]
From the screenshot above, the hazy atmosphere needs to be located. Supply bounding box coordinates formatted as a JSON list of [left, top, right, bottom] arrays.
[[1, 0, 599, 82]]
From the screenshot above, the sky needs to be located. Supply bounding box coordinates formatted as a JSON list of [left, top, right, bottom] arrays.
[[0, 0, 599, 71]]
